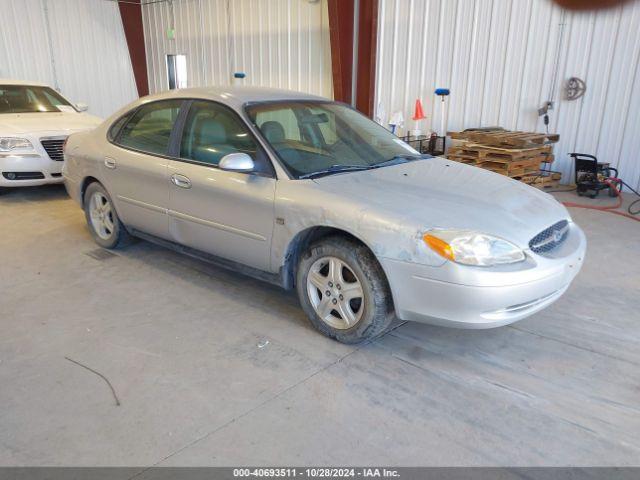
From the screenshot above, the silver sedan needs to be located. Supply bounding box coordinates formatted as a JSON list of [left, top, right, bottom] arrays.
[[63, 87, 586, 343]]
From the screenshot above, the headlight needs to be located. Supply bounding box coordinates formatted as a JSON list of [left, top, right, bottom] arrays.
[[0, 137, 34, 152], [423, 229, 525, 266]]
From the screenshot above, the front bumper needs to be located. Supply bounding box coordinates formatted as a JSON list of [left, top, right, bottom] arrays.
[[0, 153, 64, 187], [380, 222, 587, 328]]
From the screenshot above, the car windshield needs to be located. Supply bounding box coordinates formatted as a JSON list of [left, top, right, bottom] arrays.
[[246, 101, 425, 179], [0, 85, 76, 114]]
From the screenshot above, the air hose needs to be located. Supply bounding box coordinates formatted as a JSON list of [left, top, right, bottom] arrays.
[[562, 178, 640, 223]]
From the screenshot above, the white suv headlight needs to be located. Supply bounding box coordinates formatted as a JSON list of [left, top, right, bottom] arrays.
[[0, 137, 34, 152], [423, 229, 525, 266]]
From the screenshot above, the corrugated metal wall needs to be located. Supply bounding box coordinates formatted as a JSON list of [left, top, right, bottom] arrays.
[[376, 0, 640, 189], [0, 0, 138, 118], [142, 0, 333, 98]]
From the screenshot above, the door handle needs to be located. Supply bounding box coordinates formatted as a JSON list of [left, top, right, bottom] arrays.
[[171, 173, 192, 189], [104, 157, 116, 169]]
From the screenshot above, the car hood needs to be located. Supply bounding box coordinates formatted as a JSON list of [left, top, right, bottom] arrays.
[[0, 112, 102, 135], [311, 157, 570, 248]]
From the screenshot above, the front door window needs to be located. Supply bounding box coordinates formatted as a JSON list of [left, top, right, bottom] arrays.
[[179, 101, 272, 176]]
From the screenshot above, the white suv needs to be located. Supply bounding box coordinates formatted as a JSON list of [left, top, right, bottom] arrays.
[[0, 79, 101, 191]]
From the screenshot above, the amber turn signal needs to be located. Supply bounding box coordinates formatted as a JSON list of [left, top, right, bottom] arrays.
[[423, 234, 455, 261]]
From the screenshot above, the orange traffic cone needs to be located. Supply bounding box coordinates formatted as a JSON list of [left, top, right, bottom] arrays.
[[412, 99, 426, 121], [411, 99, 426, 137]]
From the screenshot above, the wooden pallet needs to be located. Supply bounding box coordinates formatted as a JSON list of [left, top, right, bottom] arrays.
[[448, 144, 553, 162], [517, 171, 562, 189], [446, 128, 560, 183], [449, 129, 559, 148], [540, 153, 555, 164], [479, 158, 542, 177], [447, 155, 545, 177]]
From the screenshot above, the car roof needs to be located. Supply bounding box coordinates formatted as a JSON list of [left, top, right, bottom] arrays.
[[0, 79, 49, 87], [139, 86, 330, 110]]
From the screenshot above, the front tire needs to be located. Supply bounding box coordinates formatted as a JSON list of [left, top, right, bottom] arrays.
[[83, 182, 131, 249], [296, 236, 394, 344]]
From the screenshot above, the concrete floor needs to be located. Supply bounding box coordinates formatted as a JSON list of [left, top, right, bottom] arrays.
[[0, 184, 639, 467]]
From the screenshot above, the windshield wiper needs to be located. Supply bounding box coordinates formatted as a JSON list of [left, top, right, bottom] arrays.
[[298, 154, 425, 179], [299, 164, 374, 179], [373, 154, 423, 169]]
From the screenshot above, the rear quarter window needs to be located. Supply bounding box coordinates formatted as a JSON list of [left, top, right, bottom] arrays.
[[107, 113, 133, 142]]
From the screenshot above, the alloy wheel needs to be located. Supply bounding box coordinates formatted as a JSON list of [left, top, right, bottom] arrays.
[[306, 256, 364, 329], [89, 191, 115, 240]]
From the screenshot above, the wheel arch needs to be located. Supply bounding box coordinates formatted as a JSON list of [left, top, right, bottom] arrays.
[[80, 177, 128, 231], [280, 225, 390, 292], [80, 176, 101, 207]]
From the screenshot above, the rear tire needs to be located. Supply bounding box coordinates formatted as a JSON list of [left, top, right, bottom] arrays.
[[83, 182, 132, 249], [296, 236, 394, 344]]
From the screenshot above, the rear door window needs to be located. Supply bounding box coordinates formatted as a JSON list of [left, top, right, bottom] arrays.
[[116, 100, 182, 155]]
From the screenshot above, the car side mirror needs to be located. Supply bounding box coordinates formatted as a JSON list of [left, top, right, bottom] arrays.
[[219, 153, 255, 172], [76, 103, 89, 112]]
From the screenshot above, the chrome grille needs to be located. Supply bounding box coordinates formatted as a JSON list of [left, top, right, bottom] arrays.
[[529, 220, 569, 254], [40, 138, 66, 161]]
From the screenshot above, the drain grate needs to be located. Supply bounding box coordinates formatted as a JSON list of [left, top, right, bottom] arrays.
[[85, 248, 117, 261]]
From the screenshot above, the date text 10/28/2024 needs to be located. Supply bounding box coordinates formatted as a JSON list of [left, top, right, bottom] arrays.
[[233, 468, 400, 478]]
